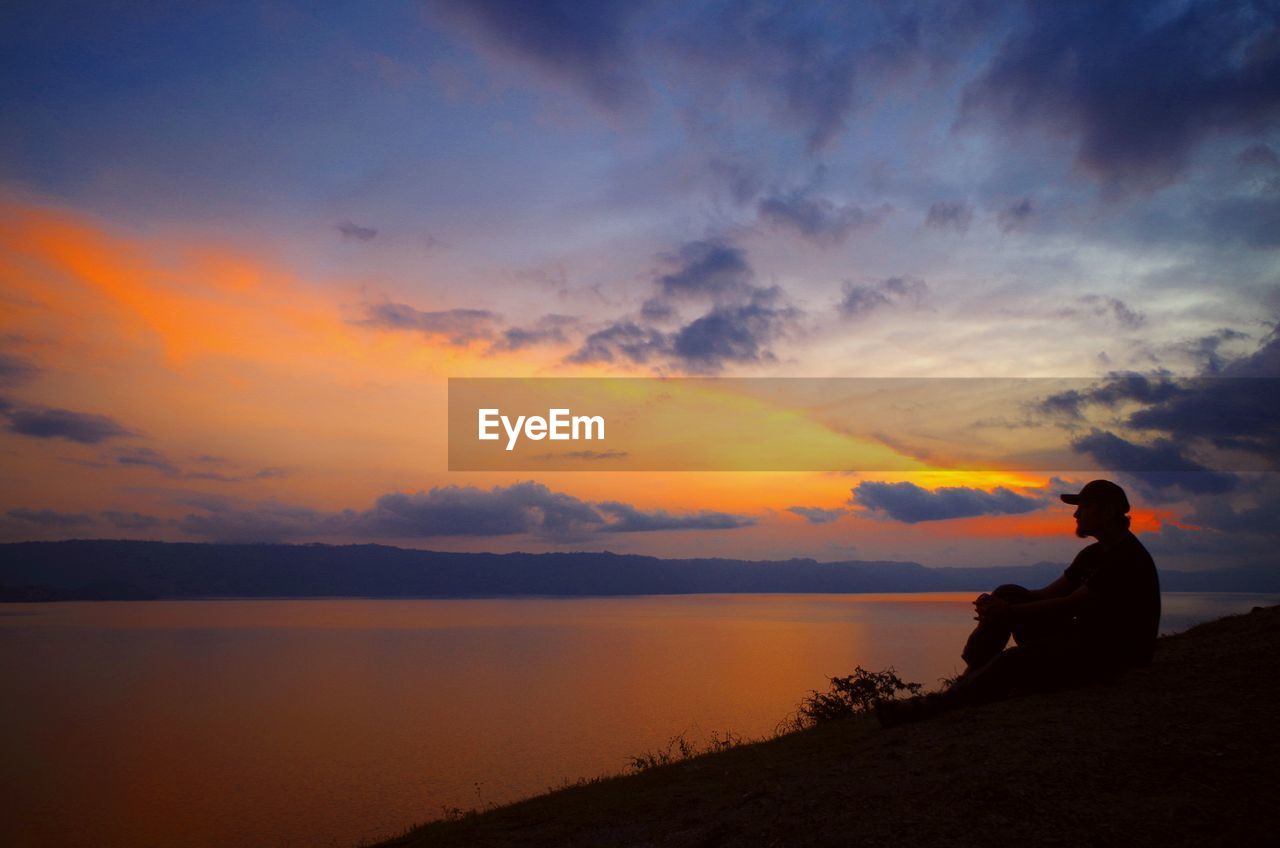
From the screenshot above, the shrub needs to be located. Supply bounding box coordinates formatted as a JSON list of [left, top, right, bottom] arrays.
[[783, 666, 922, 731]]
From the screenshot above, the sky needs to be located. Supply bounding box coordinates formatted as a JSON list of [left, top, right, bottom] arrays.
[[1, 0, 1278, 572]]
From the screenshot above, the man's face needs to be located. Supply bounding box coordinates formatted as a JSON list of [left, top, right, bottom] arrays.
[[1073, 501, 1106, 538]]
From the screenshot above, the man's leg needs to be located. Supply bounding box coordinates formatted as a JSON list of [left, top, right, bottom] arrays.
[[960, 584, 1035, 672], [952, 636, 1102, 709], [948, 644, 1054, 707]]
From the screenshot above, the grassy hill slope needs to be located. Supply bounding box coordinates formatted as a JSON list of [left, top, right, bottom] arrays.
[[375, 605, 1280, 848]]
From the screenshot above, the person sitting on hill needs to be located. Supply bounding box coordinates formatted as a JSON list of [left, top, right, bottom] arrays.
[[878, 479, 1161, 726]]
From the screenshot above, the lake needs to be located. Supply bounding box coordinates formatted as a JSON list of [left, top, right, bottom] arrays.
[[3, 592, 1276, 848]]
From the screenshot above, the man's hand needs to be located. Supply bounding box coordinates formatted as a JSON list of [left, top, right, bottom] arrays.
[[974, 592, 1011, 623]]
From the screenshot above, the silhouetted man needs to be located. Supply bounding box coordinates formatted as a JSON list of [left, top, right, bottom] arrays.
[[879, 479, 1160, 725]]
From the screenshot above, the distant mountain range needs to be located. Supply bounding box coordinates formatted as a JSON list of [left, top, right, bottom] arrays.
[[1, 540, 1277, 601]]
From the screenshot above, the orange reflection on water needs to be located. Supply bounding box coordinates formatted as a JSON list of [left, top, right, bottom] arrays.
[[2, 596, 977, 847]]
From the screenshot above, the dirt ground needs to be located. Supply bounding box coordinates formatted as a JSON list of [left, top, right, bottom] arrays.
[[374, 605, 1280, 848]]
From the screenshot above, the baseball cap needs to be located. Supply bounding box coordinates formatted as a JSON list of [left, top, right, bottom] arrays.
[[1060, 479, 1130, 513]]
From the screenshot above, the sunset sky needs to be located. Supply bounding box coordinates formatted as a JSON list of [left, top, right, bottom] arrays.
[[2, 1, 1277, 571]]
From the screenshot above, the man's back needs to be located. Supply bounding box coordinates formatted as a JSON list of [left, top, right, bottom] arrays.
[[1064, 531, 1161, 665]]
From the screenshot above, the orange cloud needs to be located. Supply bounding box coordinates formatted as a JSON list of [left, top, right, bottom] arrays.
[[0, 198, 572, 514]]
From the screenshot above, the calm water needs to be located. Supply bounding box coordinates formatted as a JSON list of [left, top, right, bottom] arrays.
[[2, 592, 1275, 848]]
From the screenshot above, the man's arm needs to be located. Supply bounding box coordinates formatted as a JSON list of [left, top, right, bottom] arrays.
[[1005, 584, 1090, 622], [976, 582, 1091, 623], [1027, 574, 1078, 602]]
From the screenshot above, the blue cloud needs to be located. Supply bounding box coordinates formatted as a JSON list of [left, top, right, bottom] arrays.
[[596, 501, 756, 532], [355, 302, 502, 345], [168, 481, 756, 542], [852, 481, 1044, 524], [788, 506, 845, 524], [1071, 430, 1238, 497], [3, 405, 133, 443], [429, 0, 645, 112], [6, 508, 96, 528], [656, 240, 753, 301], [758, 189, 888, 245], [962, 0, 1280, 192], [671, 290, 799, 371]]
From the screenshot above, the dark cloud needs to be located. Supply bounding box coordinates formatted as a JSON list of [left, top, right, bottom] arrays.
[[1180, 481, 1280, 538], [169, 481, 755, 543], [3, 405, 133, 443], [430, 0, 644, 112], [1105, 297, 1146, 326], [671, 288, 799, 371], [639, 297, 678, 323], [355, 302, 502, 345], [0, 353, 38, 387], [851, 481, 1044, 524], [489, 314, 577, 352], [184, 470, 251, 482], [1141, 520, 1279, 568], [176, 500, 340, 544], [676, 2, 946, 152], [102, 510, 165, 530], [656, 240, 753, 301], [881, 276, 928, 304], [432, 2, 981, 153], [788, 506, 845, 524], [838, 276, 928, 319], [569, 239, 800, 372], [104, 447, 286, 483], [1071, 430, 1238, 495], [838, 285, 890, 317], [1126, 382, 1280, 459], [997, 197, 1033, 232], [114, 446, 181, 476], [1041, 333, 1280, 463], [337, 220, 378, 241], [1035, 371, 1185, 420], [1174, 328, 1251, 375], [1220, 328, 1280, 377], [595, 501, 756, 532], [962, 1, 1280, 192], [360, 481, 604, 539], [1064, 295, 1146, 327], [566, 321, 669, 365], [6, 508, 95, 527], [925, 201, 974, 234], [757, 189, 889, 245], [565, 238, 800, 371]]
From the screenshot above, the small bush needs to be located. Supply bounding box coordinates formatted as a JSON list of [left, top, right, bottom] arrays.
[[782, 666, 922, 731]]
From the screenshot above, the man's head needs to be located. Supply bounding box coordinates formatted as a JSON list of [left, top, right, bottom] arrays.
[[1060, 479, 1131, 539]]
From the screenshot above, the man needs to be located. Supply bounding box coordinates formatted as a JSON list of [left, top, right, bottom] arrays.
[[878, 479, 1160, 725]]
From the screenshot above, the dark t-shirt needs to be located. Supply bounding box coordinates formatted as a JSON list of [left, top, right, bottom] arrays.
[[1063, 531, 1161, 665]]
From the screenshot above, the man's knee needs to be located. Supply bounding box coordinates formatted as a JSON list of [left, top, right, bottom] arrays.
[[992, 584, 1033, 602]]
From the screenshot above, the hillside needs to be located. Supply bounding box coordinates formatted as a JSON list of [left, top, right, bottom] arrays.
[[375, 605, 1280, 848]]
